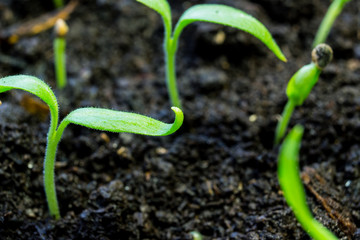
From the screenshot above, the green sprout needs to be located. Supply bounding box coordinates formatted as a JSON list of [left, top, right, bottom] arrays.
[[53, 0, 64, 8], [136, 0, 287, 108], [274, 44, 333, 145], [0, 75, 184, 219], [278, 125, 338, 240], [54, 19, 68, 89], [313, 0, 351, 47]]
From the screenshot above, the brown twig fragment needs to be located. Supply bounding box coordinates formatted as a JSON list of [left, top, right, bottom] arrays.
[[301, 167, 357, 239], [0, 1, 78, 44]]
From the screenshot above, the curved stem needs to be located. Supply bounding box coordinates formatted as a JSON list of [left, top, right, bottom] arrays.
[[42, 89, 61, 219], [43, 105, 65, 220], [43, 116, 73, 220], [275, 99, 296, 145]]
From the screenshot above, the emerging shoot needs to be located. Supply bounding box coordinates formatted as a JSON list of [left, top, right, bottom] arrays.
[[54, 19, 69, 89], [278, 125, 338, 240], [313, 0, 352, 47], [136, 0, 287, 108], [274, 44, 333, 145], [0, 75, 184, 219]]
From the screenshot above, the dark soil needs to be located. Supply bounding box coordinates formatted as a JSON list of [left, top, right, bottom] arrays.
[[0, 0, 359, 239]]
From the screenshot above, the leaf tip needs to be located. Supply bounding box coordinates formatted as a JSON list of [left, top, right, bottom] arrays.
[[169, 106, 184, 133], [171, 106, 184, 122], [279, 53, 288, 62], [291, 125, 304, 140]]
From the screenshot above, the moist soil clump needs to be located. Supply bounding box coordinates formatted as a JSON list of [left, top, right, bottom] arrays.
[[0, 0, 359, 239]]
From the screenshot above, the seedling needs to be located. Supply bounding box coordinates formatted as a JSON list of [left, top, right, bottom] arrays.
[[274, 44, 333, 145], [313, 0, 351, 47], [54, 19, 68, 89], [278, 125, 338, 240], [53, 0, 64, 8], [0, 75, 184, 219], [136, 0, 287, 108]]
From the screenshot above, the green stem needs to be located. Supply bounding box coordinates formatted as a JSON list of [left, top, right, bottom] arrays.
[[275, 99, 296, 145], [43, 118, 69, 219], [53, 0, 64, 8], [165, 38, 181, 108], [160, 8, 182, 109], [44, 101, 60, 219], [54, 37, 67, 89], [44, 135, 61, 219], [313, 0, 351, 47]]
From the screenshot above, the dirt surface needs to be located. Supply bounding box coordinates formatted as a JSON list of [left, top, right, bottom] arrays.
[[0, 0, 359, 239]]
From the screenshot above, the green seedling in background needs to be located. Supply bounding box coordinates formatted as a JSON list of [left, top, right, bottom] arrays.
[[274, 44, 333, 145], [313, 0, 351, 47], [54, 19, 68, 89], [278, 125, 338, 240], [0, 75, 184, 219], [53, 0, 64, 8], [136, 0, 287, 108]]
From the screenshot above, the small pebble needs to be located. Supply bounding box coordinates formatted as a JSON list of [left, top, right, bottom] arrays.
[[214, 31, 226, 44], [156, 147, 168, 155], [80, 209, 90, 219], [100, 133, 110, 143], [25, 209, 36, 218], [249, 114, 257, 122]]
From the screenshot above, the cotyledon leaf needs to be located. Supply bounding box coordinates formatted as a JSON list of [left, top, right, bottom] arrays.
[[278, 125, 309, 217], [173, 4, 287, 62], [0, 75, 59, 127], [58, 107, 183, 137], [0, 75, 58, 112], [278, 125, 338, 240], [136, 0, 172, 32]]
